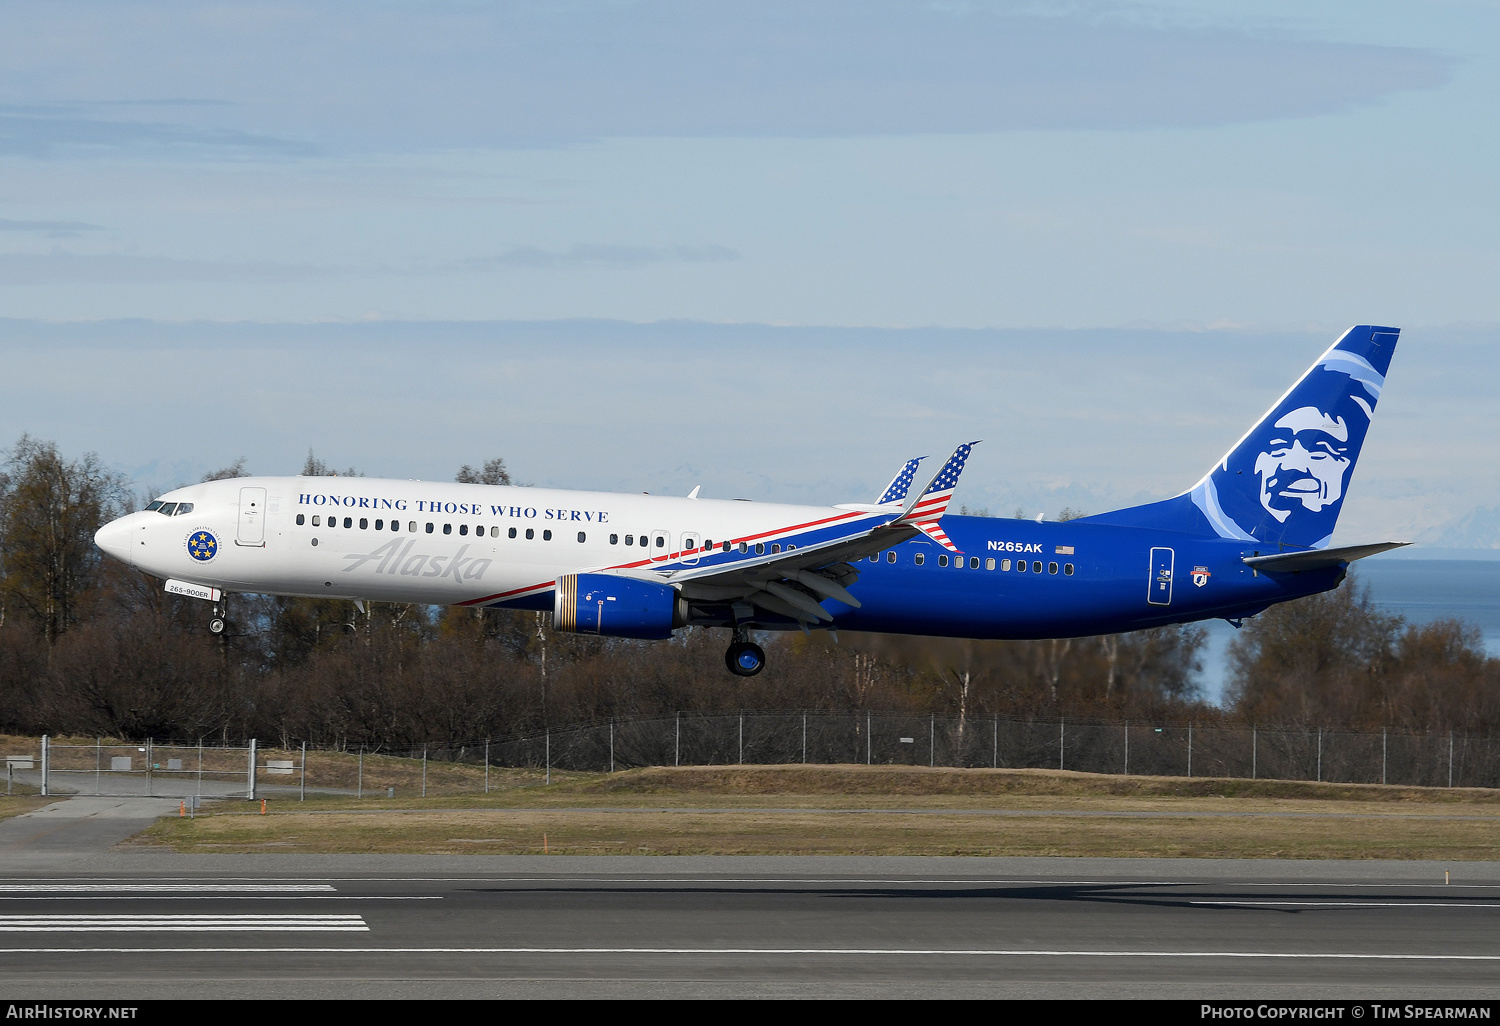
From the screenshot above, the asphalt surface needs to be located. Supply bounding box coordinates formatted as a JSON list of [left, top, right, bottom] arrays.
[[1, 797, 1498, 999]]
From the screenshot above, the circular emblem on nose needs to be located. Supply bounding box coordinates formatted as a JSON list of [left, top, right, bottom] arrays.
[[186, 530, 219, 562]]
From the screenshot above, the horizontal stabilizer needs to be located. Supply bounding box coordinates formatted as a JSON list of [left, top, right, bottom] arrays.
[[1242, 541, 1409, 573]]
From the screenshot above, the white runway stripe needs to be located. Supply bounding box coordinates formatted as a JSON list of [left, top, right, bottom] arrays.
[[0, 946, 1496, 959], [1192, 901, 1500, 909], [0, 884, 336, 893], [0, 915, 368, 932]]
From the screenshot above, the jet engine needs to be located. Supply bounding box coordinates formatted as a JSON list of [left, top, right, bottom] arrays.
[[553, 573, 686, 640]]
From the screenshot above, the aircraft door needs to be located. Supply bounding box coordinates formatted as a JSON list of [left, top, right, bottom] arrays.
[[237, 486, 267, 547], [1147, 546, 1174, 606]]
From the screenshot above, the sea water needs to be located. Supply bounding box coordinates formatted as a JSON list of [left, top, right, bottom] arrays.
[[1196, 557, 1500, 707]]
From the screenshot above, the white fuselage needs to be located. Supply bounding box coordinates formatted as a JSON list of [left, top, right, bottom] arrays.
[[95, 476, 868, 608]]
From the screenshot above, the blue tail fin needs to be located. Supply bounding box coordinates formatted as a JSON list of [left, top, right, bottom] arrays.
[[1080, 325, 1399, 549]]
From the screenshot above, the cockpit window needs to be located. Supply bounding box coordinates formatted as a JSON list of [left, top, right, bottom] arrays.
[[157, 503, 177, 516], [145, 500, 164, 513], [175, 502, 193, 515]]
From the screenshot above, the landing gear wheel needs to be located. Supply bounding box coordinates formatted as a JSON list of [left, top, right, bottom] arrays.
[[208, 617, 226, 635], [725, 641, 765, 677]]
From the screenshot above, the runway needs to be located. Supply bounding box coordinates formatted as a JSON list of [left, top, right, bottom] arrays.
[[2, 799, 1499, 998]]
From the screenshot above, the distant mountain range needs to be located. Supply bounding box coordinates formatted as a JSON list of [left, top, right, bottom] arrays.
[[1418, 506, 1500, 550]]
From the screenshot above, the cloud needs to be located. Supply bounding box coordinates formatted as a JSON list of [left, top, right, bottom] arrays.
[[0, 218, 104, 238], [456, 244, 741, 271], [0, 1, 1453, 157], [0, 252, 320, 284]]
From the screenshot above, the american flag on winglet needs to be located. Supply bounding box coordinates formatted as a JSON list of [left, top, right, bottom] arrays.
[[875, 457, 925, 504], [897, 442, 976, 526]]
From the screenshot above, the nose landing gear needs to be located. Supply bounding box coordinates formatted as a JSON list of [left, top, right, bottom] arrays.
[[209, 601, 226, 635]]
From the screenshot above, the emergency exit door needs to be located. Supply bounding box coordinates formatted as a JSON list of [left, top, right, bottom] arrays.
[[1147, 546, 1174, 606]]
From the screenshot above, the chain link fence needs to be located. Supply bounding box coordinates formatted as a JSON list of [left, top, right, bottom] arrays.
[[17, 715, 1499, 799]]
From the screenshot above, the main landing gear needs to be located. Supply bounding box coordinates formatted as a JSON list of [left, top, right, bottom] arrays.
[[725, 630, 766, 677]]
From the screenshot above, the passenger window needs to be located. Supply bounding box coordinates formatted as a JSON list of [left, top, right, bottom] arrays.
[[543, 530, 552, 541], [374, 519, 383, 530], [1064, 563, 1074, 575], [1033, 561, 1042, 573], [771, 544, 780, 554], [970, 557, 980, 569], [985, 558, 995, 570], [443, 524, 452, 535], [145, 501, 163, 512], [655, 535, 665, 548], [938, 554, 949, 567], [459, 524, 468, 536], [756, 543, 766, 555], [509, 527, 517, 538], [886, 551, 896, 563], [610, 534, 619, 544], [625, 534, 634, 546], [685, 537, 697, 551], [425, 523, 434, 533], [577, 532, 586, 543], [525, 528, 534, 540], [1049, 562, 1059, 575], [393, 520, 401, 532], [722, 541, 731, 552], [359, 518, 368, 530], [158, 503, 177, 516], [408, 521, 417, 532], [176, 503, 193, 515], [490, 527, 498, 537], [476, 524, 483, 536], [1018, 560, 1027, 572], [914, 553, 924, 566], [1001, 559, 1011, 571], [296, 514, 305, 526], [739, 542, 748, 554], [343, 517, 353, 529]]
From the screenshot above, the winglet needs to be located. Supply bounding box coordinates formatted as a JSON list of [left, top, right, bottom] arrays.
[[895, 441, 979, 552], [874, 456, 926, 505]]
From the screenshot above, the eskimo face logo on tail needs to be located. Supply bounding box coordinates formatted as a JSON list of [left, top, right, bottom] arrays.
[[1194, 341, 1387, 548], [1254, 407, 1352, 522]]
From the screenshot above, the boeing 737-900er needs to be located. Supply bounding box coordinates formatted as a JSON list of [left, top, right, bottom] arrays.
[[94, 325, 1405, 677]]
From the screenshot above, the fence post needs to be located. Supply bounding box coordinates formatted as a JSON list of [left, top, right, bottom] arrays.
[[1252, 725, 1257, 779], [1382, 729, 1387, 785], [546, 729, 551, 785], [1059, 718, 1064, 772], [95, 736, 101, 795], [675, 713, 680, 768], [40, 734, 48, 797], [358, 747, 364, 799], [738, 712, 743, 765], [483, 741, 489, 794], [866, 711, 871, 765], [1449, 731, 1454, 788], [1124, 720, 1129, 776], [930, 714, 935, 768], [422, 745, 427, 798], [1317, 728, 1322, 783], [247, 738, 257, 801], [993, 715, 998, 770], [610, 720, 615, 773], [802, 713, 807, 765], [197, 739, 203, 800], [146, 737, 153, 797], [300, 741, 307, 801]]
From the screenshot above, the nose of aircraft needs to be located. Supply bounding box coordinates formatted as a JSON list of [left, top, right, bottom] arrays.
[[94, 516, 134, 566]]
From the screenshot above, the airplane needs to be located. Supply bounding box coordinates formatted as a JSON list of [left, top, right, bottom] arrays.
[[93, 325, 1405, 677]]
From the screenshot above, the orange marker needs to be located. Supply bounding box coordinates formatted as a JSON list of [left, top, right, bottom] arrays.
[[544, 833, 548, 855], [260, 798, 267, 815]]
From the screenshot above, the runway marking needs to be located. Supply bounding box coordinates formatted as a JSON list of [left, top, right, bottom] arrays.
[[0, 884, 336, 893], [0, 915, 369, 932], [2, 946, 1497, 960], [0, 896, 438, 901], [1192, 901, 1500, 909]]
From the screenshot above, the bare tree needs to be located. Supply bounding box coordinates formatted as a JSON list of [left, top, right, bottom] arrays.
[[456, 458, 511, 486], [201, 458, 248, 482]]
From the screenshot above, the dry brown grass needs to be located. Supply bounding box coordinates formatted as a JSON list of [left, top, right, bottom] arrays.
[[135, 763, 1500, 860]]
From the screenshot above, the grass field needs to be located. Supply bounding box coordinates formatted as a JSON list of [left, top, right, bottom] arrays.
[[135, 764, 1500, 860]]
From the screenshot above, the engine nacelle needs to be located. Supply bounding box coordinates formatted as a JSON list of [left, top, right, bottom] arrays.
[[553, 573, 684, 640]]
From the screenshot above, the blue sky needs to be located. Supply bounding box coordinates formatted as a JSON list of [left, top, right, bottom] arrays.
[[0, 1, 1496, 547]]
